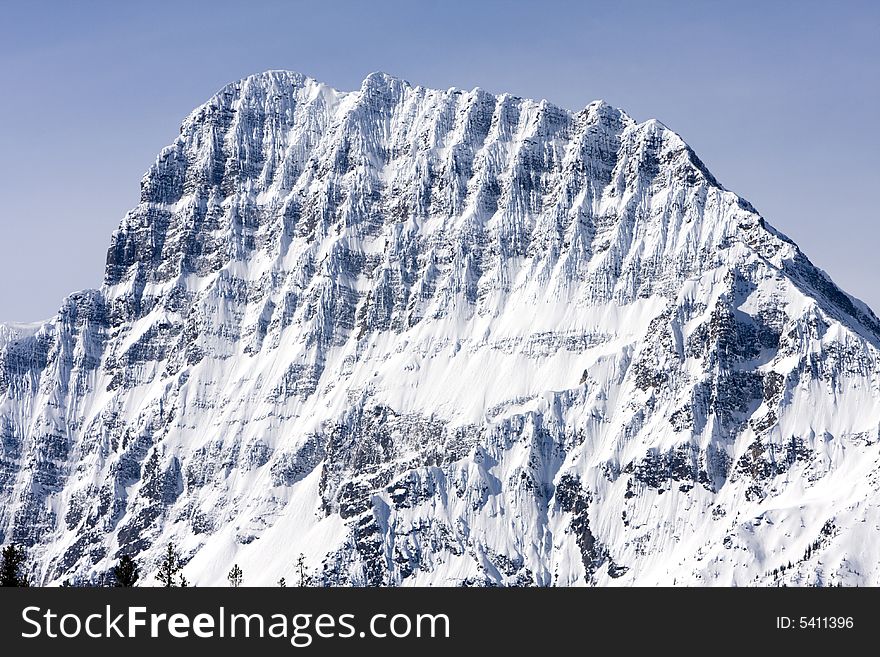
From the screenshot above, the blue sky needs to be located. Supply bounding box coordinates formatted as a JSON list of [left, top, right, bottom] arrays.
[[1, 0, 878, 321]]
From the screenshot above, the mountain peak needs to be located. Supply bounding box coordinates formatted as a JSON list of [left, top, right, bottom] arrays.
[[361, 70, 408, 88], [3, 70, 880, 587]]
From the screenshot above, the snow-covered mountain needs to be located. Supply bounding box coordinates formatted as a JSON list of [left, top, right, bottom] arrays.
[[3, 70, 880, 586]]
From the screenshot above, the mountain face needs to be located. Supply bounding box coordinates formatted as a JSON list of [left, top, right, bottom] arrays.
[[3, 70, 880, 587]]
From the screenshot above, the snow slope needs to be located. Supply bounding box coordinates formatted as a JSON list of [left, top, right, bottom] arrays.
[[2, 70, 880, 586]]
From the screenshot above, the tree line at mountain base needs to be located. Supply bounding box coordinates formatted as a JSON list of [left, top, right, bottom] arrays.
[[0, 543, 312, 587]]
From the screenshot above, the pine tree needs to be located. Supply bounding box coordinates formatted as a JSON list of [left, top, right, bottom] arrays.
[[114, 554, 140, 587], [0, 544, 28, 587], [179, 574, 189, 587], [296, 553, 309, 587], [228, 564, 243, 588], [157, 543, 181, 588], [278, 577, 287, 587]]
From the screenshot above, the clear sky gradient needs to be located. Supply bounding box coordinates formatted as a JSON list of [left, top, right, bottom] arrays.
[[1, 0, 878, 321]]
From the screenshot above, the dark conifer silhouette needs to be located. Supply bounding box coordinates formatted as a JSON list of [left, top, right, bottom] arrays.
[[114, 554, 140, 587], [0, 544, 29, 587], [296, 553, 309, 587], [228, 563, 243, 587], [157, 543, 182, 587]]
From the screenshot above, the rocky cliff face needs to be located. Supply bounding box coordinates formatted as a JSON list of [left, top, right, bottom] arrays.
[[3, 70, 880, 586]]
